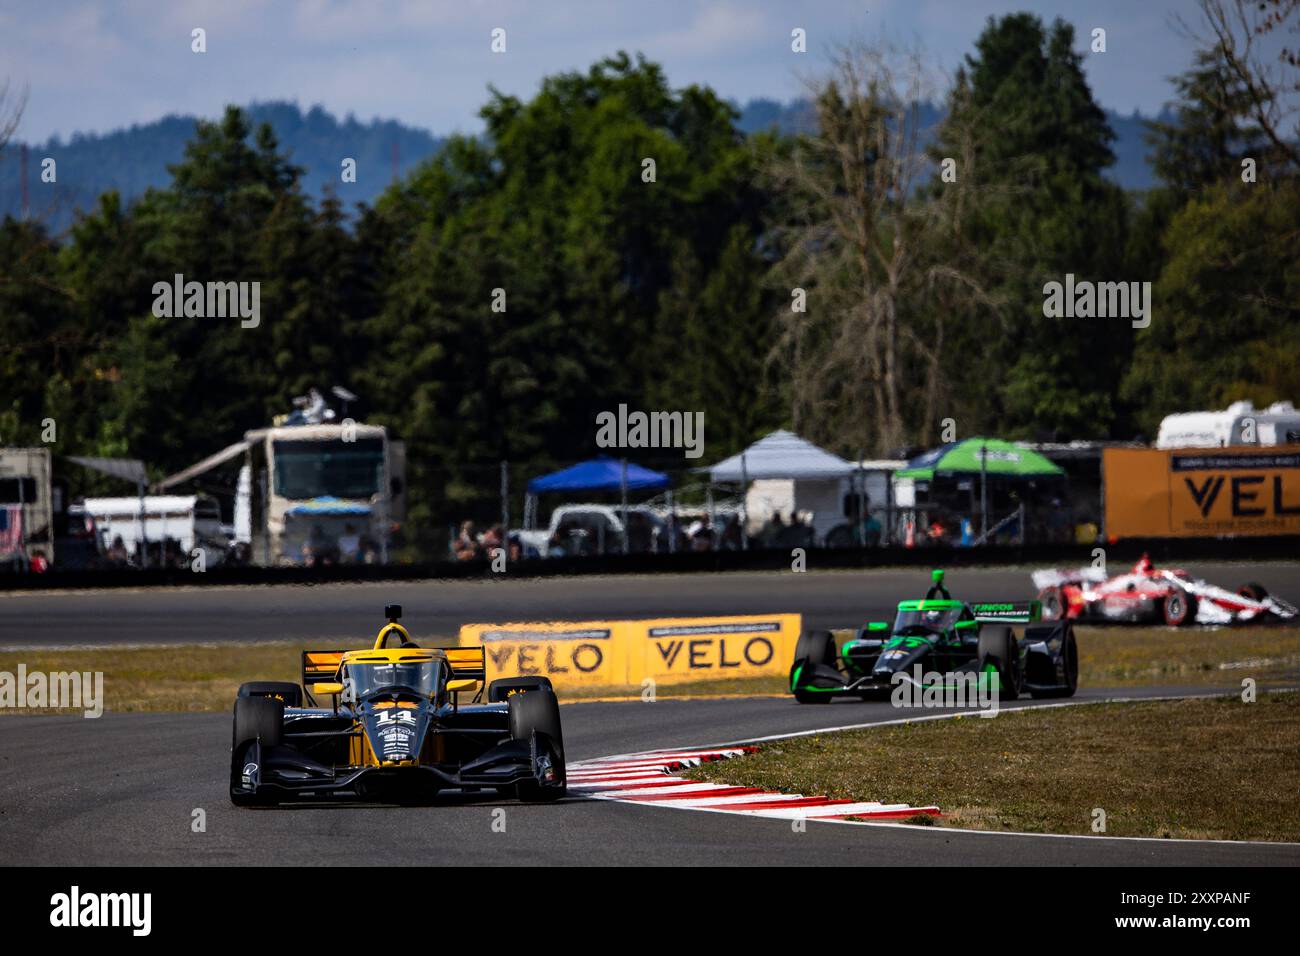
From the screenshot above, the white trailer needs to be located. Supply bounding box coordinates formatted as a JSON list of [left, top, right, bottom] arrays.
[[82, 495, 226, 564], [1157, 400, 1300, 449]]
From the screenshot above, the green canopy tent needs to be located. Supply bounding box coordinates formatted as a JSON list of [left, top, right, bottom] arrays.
[[897, 438, 1065, 541], [897, 438, 1064, 481]]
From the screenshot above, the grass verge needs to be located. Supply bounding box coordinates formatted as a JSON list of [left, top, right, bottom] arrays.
[[1, 624, 1296, 713], [0, 641, 368, 713], [684, 693, 1300, 841], [1075, 625, 1300, 686]]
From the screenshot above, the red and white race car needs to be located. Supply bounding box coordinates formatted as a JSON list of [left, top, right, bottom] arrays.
[[1031, 555, 1297, 626]]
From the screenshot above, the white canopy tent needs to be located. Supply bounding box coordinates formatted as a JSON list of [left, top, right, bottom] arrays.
[[706, 430, 856, 482], [705, 431, 858, 544]]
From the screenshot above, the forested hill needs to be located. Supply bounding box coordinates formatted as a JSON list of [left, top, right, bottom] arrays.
[[732, 97, 1161, 191], [0, 102, 446, 234], [2, 97, 1160, 234]]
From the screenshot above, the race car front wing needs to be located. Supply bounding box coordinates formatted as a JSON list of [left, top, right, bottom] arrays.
[[232, 730, 562, 802]]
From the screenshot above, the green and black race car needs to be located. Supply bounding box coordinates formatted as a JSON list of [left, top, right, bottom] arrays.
[[789, 570, 1078, 703]]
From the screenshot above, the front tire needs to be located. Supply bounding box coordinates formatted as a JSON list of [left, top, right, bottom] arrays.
[[794, 629, 837, 667], [509, 688, 566, 801], [233, 695, 283, 749], [1237, 582, 1268, 602], [791, 630, 837, 704], [230, 696, 283, 807], [794, 688, 833, 704]]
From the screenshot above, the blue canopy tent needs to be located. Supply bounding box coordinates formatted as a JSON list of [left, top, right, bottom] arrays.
[[522, 457, 672, 552], [526, 456, 670, 495]]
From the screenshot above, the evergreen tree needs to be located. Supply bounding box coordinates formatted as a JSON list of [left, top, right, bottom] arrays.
[[364, 53, 779, 535], [933, 14, 1131, 439]]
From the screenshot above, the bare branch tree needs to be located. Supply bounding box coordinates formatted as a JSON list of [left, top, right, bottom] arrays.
[[767, 41, 1000, 455], [0, 78, 28, 157], [1191, 0, 1300, 172]]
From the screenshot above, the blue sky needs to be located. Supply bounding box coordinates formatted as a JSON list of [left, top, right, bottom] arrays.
[[2, 1, 1214, 143]]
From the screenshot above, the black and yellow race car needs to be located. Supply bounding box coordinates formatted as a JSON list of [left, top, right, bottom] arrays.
[[229, 604, 565, 806]]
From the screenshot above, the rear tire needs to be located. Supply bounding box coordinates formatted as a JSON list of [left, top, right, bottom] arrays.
[[237, 681, 302, 708], [1029, 626, 1078, 699], [488, 676, 554, 703], [509, 688, 566, 801], [1037, 587, 1064, 622], [1162, 590, 1196, 626], [977, 626, 1021, 701]]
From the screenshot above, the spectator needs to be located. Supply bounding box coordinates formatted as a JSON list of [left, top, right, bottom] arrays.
[[1047, 499, 1070, 544], [546, 529, 567, 558], [688, 518, 714, 551], [860, 513, 883, 547], [959, 518, 974, 547], [926, 513, 950, 546], [338, 523, 362, 563], [107, 535, 129, 565], [719, 514, 743, 550], [454, 521, 480, 561], [551, 518, 589, 557], [481, 524, 505, 560], [626, 511, 659, 553], [302, 524, 336, 567], [658, 512, 689, 553], [787, 512, 814, 549], [760, 511, 785, 547]]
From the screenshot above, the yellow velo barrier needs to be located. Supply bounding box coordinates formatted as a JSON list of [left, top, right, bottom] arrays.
[[459, 614, 803, 692], [459, 622, 630, 688], [636, 615, 801, 685]]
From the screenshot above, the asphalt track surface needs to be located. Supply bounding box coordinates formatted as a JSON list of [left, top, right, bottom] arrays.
[[2, 564, 1298, 865], [2, 685, 1299, 866], [2, 561, 1298, 646]]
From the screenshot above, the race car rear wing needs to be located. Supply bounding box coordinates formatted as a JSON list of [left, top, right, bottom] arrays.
[[444, 646, 486, 683], [970, 601, 1041, 624], [1031, 567, 1107, 591], [300, 647, 487, 689], [302, 650, 345, 688]]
